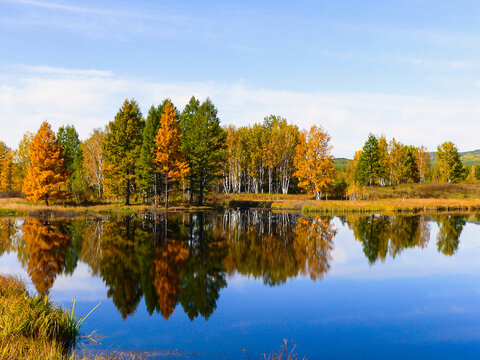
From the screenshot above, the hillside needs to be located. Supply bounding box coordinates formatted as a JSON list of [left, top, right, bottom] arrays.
[[335, 149, 480, 170], [333, 158, 351, 169], [430, 149, 480, 167]]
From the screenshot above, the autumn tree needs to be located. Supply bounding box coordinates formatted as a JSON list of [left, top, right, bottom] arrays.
[[180, 97, 226, 206], [22, 122, 70, 205], [138, 100, 176, 202], [82, 128, 105, 198], [0, 142, 13, 191], [154, 102, 189, 208], [12, 131, 34, 191], [294, 125, 335, 200], [416, 146, 430, 183], [436, 141, 464, 183], [103, 99, 145, 205]]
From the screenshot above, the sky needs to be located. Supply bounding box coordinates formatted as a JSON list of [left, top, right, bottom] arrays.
[[1, 0, 480, 158]]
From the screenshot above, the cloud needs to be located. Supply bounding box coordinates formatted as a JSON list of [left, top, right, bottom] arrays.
[[2, 64, 480, 157]]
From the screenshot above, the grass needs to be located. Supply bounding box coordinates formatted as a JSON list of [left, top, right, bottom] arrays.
[[0, 275, 80, 360], [2, 182, 480, 217]]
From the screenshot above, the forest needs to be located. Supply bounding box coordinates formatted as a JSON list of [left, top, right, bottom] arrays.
[[0, 96, 474, 207]]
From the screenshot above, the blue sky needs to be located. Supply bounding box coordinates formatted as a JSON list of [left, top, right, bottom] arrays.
[[1, 0, 480, 157]]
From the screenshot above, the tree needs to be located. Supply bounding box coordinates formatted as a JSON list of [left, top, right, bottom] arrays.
[[400, 145, 419, 183], [138, 100, 176, 202], [355, 134, 382, 186], [103, 99, 145, 205], [12, 131, 34, 191], [436, 141, 464, 183], [0, 142, 13, 191], [57, 125, 85, 199], [82, 128, 105, 198], [22, 121, 70, 205], [154, 102, 189, 208], [416, 146, 430, 183], [180, 97, 226, 206], [294, 125, 335, 200]]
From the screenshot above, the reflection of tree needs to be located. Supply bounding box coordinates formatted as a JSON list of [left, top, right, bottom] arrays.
[[22, 219, 71, 295], [222, 211, 299, 285], [178, 213, 228, 320], [435, 215, 466, 256], [347, 215, 430, 264], [152, 240, 189, 319], [97, 216, 142, 319], [293, 216, 336, 280], [0, 219, 18, 256]]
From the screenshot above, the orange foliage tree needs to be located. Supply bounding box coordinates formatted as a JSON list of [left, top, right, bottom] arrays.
[[294, 125, 335, 200], [154, 102, 189, 208], [22, 121, 70, 205]]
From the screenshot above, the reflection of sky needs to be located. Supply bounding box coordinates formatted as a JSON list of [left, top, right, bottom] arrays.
[[3, 217, 480, 359]]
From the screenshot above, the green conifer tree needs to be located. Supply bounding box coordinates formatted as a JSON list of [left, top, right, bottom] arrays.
[[355, 134, 382, 186], [103, 99, 145, 205], [180, 97, 226, 205]]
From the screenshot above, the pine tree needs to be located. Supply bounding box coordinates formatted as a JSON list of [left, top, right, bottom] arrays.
[[154, 102, 189, 208], [57, 125, 85, 200], [355, 134, 382, 186], [294, 125, 335, 200], [103, 99, 145, 205], [180, 97, 226, 206], [22, 121, 70, 205]]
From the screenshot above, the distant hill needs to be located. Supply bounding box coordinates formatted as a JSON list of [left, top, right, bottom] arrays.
[[335, 149, 480, 170], [334, 158, 351, 169], [430, 149, 480, 167]]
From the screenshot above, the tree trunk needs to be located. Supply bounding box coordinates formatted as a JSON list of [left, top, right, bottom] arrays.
[[125, 177, 130, 205], [164, 176, 169, 209], [198, 171, 205, 206]]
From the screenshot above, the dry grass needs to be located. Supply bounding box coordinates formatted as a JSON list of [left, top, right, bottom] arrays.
[[270, 198, 480, 214], [361, 183, 480, 200]]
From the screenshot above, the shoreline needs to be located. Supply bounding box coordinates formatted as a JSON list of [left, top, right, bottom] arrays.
[[1, 197, 480, 217]]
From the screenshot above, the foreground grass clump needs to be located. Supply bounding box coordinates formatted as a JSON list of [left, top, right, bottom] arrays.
[[0, 275, 79, 360]]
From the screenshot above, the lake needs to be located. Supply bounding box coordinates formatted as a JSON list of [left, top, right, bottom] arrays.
[[1, 210, 480, 359]]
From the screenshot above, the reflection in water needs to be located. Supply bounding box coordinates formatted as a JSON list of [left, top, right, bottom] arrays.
[[0, 212, 472, 320], [347, 215, 431, 264], [434, 215, 467, 256], [22, 219, 72, 295]]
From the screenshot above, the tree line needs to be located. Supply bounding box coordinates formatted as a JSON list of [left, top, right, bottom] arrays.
[[0, 97, 474, 205], [0, 97, 335, 205]]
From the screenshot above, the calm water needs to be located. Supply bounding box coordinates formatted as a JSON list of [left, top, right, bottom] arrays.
[[1, 211, 480, 359]]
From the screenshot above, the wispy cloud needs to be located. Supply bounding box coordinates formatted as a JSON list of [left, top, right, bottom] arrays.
[[2, 65, 480, 157]]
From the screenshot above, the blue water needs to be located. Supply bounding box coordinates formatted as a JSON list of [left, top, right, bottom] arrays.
[[2, 212, 480, 359]]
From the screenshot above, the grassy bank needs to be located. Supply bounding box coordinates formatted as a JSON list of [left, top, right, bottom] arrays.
[[0, 275, 80, 360], [2, 183, 480, 217], [271, 198, 480, 214]]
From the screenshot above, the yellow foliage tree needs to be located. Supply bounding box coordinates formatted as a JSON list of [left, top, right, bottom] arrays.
[[0, 142, 13, 191], [154, 102, 189, 208], [294, 125, 335, 200], [22, 121, 70, 205]]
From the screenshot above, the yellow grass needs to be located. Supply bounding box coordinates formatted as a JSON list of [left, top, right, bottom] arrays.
[[271, 198, 480, 214]]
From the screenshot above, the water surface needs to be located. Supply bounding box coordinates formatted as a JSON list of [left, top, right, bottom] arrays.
[[1, 211, 480, 359]]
